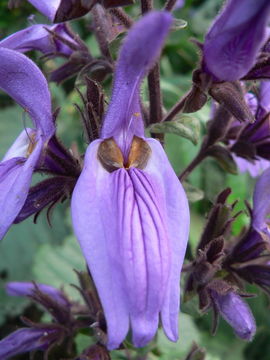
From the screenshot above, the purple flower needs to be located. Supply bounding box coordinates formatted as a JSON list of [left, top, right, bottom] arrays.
[[211, 290, 256, 341], [203, 0, 270, 81], [0, 327, 61, 360], [27, 0, 61, 22], [227, 82, 270, 177], [71, 11, 190, 350], [26, 0, 133, 23], [0, 48, 55, 239], [6, 282, 69, 307], [0, 23, 91, 83], [0, 23, 78, 57], [252, 166, 270, 237]]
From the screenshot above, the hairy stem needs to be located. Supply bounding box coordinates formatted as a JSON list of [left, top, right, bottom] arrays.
[[109, 8, 133, 28], [164, 0, 178, 11], [179, 148, 207, 181]]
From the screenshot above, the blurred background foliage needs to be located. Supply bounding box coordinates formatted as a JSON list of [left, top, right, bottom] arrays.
[[0, 0, 267, 359]]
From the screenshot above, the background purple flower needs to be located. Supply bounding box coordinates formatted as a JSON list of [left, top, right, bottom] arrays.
[[0, 48, 54, 239], [203, 0, 270, 81]]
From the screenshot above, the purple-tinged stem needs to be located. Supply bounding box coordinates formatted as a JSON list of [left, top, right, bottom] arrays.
[[179, 148, 207, 181], [164, 0, 178, 11], [109, 8, 133, 28], [162, 96, 186, 122], [92, 5, 113, 62]]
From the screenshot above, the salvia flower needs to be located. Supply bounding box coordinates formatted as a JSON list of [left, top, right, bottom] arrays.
[[225, 169, 270, 295], [210, 290, 256, 341], [6, 281, 69, 307], [203, 0, 270, 82], [71, 11, 190, 349], [26, 0, 134, 23], [0, 327, 61, 360], [0, 48, 55, 239], [0, 23, 79, 57], [252, 166, 270, 237], [227, 82, 270, 176], [0, 23, 93, 83]]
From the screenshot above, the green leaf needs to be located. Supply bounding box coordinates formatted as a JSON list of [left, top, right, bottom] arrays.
[[184, 182, 204, 202], [149, 116, 200, 145], [0, 209, 69, 325], [33, 235, 85, 301], [156, 314, 201, 359]]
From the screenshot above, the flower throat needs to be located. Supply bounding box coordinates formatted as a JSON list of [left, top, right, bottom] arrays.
[[97, 136, 151, 172]]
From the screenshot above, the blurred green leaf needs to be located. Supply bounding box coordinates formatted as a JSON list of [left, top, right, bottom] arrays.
[[149, 116, 200, 145], [33, 235, 85, 301], [0, 209, 69, 324], [184, 182, 204, 202], [156, 314, 201, 359]]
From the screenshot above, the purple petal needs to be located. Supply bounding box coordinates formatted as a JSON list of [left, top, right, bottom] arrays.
[[211, 291, 256, 341], [71, 139, 189, 349], [258, 81, 270, 116], [203, 0, 270, 81], [245, 93, 258, 116], [71, 140, 129, 350], [232, 154, 270, 177], [27, 0, 60, 22], [0, 327, 58, 359], [101, 11, 172, 155], [2, 128, 35, 162], [0, 138, 43, 239], [6, 282, 69, 306], [0, 48, 54, 137], [253, 166, 270, 235], [0, 24, 76, 57]]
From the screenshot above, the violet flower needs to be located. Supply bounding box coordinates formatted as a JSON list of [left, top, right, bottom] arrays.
[[0, 48, 55, 239], [26, 0, 134, 23], [229, 82, 270, 177], [0, 327, 61, 360], [252, 166, 270, 237], [71, 11, 190, 349], [6, 281, 69, 307], [0, 23, 78, 57], [210, 290, 256, 341], [0, 23, 92, 83], [203, 0, 270, 81], [225, 168, 270, 294]]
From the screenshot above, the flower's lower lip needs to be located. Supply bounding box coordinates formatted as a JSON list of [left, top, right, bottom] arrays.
[[97, 136, 151, 172]]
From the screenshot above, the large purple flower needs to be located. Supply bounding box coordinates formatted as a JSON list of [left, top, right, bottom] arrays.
[[0, 48, 55, 239], [203, 0, 270, 81], [71, 11, 190, 349]]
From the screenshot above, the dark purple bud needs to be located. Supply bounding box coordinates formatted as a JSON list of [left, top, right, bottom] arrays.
[[0, 327, 61, 360], [198, 188, 234, 251], [209, 82, 255, 123], [203, 0, 270, 81], [210, 290, 256, 341], [181, 70, 211, 113], [6, 282, 69, 307]]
